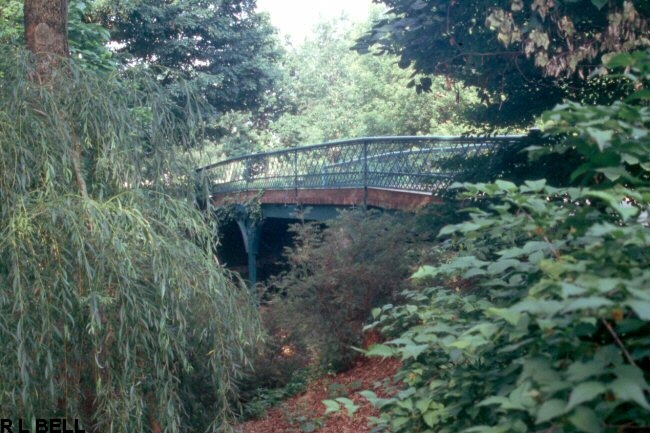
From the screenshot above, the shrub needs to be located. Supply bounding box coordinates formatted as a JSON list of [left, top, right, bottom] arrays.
[[363, 50, 650, 433], [237, 305, 312, 419], [268, 209, 427, 372]]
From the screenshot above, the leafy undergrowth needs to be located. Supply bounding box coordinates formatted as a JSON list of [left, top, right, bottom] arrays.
[[237, 356, 401, 433]]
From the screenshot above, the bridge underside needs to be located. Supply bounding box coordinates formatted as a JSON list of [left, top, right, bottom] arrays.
[[212, 188, 441, 287]]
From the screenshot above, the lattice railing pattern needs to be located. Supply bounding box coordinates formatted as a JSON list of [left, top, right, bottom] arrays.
[[198, 136, 527, 195]]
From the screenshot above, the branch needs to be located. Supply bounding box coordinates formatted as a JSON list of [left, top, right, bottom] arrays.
[[602, 319, 638, 367], [70, 135, 89, 200], [434, 50, 524, 76]]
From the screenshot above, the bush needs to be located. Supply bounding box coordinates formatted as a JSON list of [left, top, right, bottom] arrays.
[[237, 305, 312, 419], [363, 50, 650, 433], [265, 209, 428, 372]]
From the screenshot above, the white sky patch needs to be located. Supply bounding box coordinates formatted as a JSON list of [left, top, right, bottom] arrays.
[[257, 0, 375, 44]]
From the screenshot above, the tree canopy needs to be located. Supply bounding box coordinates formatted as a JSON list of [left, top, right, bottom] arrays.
[[270, 17, 477, 146], [97, 0, 284, 117], [204, 15, 480, 159], [355, 0, 649, 128]]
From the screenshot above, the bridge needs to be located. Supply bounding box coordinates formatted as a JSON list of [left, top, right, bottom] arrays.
[[197, 134, 534, 284]]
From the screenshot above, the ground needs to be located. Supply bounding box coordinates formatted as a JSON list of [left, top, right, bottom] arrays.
[[237, 356, 401, 433]]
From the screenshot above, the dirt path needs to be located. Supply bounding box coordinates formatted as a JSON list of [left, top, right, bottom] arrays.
[[237, 356, 401, 433]]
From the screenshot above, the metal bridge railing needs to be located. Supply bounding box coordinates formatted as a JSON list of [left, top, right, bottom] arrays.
[[197, 135, 528, 196]]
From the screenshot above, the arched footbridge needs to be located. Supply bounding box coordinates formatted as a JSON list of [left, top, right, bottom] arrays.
[[197, 134, 536, 283]]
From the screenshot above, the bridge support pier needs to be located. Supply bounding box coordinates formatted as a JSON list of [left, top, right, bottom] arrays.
[[236, 216, 262, 290]]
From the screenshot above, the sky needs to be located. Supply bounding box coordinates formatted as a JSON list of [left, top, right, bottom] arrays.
[[256, 0, 375, 43]]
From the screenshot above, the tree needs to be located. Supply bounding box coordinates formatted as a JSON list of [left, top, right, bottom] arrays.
[[23, 0, 69, 78], [2, 0, 114, 71], [0, 1, 258, 431], [269, 15, 478, 148], [355, 0, 649, 128], [98, 0, 283, 118]]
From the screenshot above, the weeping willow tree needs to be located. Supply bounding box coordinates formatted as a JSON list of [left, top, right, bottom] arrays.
[[0, 44, 259, 432]]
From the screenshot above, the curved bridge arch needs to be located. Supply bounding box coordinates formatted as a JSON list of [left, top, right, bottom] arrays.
[[197, 134, 536, 284], [198, 135, 528, 207]]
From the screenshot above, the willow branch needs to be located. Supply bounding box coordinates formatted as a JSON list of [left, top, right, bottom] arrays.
[[70, 134, 89, 200]]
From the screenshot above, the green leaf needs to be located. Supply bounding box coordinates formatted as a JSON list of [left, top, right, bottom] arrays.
[[522, 241, 550, 255], [468, 323, 499, 339], [416, 397, 431, 413], [536, 399, 566, 424], [626, 300, 650, 320], [513, 299, 564, 316], [626, 88, 650, 101], [438, 225, 459, 236], [495, 179, 517, 192], [359, 390, 377, 401], [449, 335, 488, 350], [450, 255, 490, 269], [335, 397, 359, 415], [567, 360, 607, 382], [477, 396, 510, 407], [606, 52, 633, 67], [564, 297, 613, 312], [569, 406, 602, 433], [487, 258, 521, 274], [586, 127, 613, 150], [587, 190, 639, 219], [366, 344, 396, 357], [396, 397, 414, 411], [359, 390, 392, 408], [412, 265, 439, 279], [522, 179, 546, 192], [462, 427, 505, 433], [561, 282, 589, 298], [566, 382, 606, 411], [628, 287, 650, 302], [497, 246, 525, 259], [488, 307, 521, 326], [423, 409, 439, 427], [391, 416, 410, 429], [597, 167, 627, 181], [610, 378, 650, 409], [399, 343, 430, 359], [323, 399, 341, 414], [590, 0, 607, 9]]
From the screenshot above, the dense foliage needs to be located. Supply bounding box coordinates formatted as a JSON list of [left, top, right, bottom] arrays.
[[97, 0, 284, 123], [199, 14, 480, 160], [0, 0, 114, 70], [356, 0, 648, 128], [266, 210, 426, 372], [363, 50, 650, 433], [0, 51, 258, 432], [269, 17, 477, 147]]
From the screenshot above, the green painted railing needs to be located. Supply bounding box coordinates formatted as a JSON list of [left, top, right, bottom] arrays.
[[197, 135, 529, 196]]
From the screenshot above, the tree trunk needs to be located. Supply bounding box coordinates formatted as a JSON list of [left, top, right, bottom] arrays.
[[24, 0, 69, 80]]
